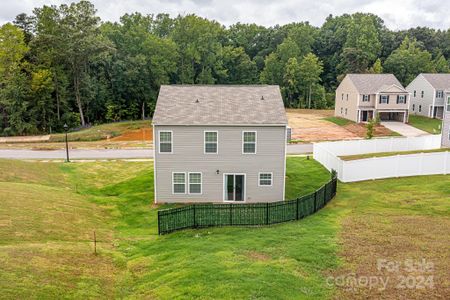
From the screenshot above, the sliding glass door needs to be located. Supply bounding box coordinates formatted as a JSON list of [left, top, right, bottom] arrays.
[[224, 174, 245, 201]]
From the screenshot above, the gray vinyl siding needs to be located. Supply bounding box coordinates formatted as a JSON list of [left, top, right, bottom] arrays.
[[442, 96, 450, 147], [406, 75, 436, 118], [154, 125, 286, 203]]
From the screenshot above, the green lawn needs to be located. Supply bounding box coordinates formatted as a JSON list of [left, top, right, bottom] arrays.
[[49, 120, 151, 142], [323, 116, 354, 126], [340, 147, 450, 160], [0, 158, 449, 299], [408, 115, 442, 134]]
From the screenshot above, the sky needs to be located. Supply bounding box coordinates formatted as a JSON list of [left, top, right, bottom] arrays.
[[0, 0, 449, 30]]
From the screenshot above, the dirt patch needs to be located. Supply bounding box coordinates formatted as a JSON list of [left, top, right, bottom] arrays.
[[110, 128, 153, 142], [331, 215, 450, 299], [245, 251, 271, 261], [287, 109, 360, 142], [343, 124, 397, 138]]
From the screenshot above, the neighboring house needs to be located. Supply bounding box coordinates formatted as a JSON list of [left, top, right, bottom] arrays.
[[406, 73, 450, 119], [334, 74, 410, 123], [442, 90, 450, 147], [152, 85, 288, 203]]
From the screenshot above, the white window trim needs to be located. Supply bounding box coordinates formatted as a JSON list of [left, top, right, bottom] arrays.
[[362, 95, 369, 102], [204, 130, 218, 154], [380, 95, 388, 104], [258, 172, 273, 187], [188, 172, 202, 195], [223, 173, 247, 203], [158, 130, 173, 154], [447, 96, 450, 112], [398, 95, 406, 104], [242, 131, 257, 154], [172, 172, 186, 194], [448, 128, 450, 141]]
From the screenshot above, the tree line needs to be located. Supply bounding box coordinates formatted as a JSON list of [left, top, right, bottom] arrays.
[[1, 0, 449, 135]]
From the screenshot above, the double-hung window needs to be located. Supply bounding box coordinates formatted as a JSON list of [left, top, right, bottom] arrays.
[[414, 90, 416, 97], [204, 131, 218, 154], [447, 96, 450, 112], [397, 95, 406, 104], [188, 173, 202, 194], [436, 90, 444, 98], [159, 131, 172, 153], [379, 95, 389, 104], [421, 91, 424, 98], [259, 173, 272, 186], [172, 172, 186, 194], [243, 131, 256, 154], [362, 95, 369, 102]]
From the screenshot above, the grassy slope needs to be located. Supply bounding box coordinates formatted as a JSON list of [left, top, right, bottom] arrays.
[[0, 158, 337, 299], [1, 158, 449, 298], [323, 116, 354, 126], [408, 115, 442, 134], [49, 120, 151, 142], [340, 147, 450, 160]]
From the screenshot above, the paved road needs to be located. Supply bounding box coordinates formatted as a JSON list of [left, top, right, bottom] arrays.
[[381, 121, 429, 137], [0, 144, 313, 160], [0, 149, 154, 160]]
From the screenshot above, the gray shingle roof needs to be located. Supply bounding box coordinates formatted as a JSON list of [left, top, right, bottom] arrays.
[[347, 74, 406, 94], [152, 85, 288, 125], [421, 73, 450, 90]]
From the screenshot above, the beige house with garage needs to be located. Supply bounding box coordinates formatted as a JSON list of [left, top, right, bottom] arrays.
[[152, 85, 288, 204], [406, 73, 450, 119], [334, 74, 410, 123]]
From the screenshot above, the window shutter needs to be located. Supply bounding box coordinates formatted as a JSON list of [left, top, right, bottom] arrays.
[[387, 95, 390, 104], [379, 95, 382, 104], [397, 95, 399, 104]]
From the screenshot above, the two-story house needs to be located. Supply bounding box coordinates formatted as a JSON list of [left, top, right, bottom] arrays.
[[152, 85, 288, 203], [334, 74, 410, 123], [406, 73, 450, 119], [442, 90, 450, 147]]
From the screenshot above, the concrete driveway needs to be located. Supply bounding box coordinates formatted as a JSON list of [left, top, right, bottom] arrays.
[[381, 121, 428, 137]]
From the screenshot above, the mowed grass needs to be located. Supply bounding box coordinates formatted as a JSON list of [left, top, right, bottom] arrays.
[[408, 115, 442, 134], [340, 147, 450, 160], [323, 116, 354, 126], [0, 157, 449, 298], [49, 120, 151, 142]]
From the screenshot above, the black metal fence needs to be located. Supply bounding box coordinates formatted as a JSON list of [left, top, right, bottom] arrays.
[[158, 175, 337, 235]]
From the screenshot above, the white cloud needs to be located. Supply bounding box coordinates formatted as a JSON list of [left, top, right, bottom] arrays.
[[0, 0, 449, 30]]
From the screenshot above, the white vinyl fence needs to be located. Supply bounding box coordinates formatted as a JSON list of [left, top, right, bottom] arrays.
[[313, 135, 449, 182]]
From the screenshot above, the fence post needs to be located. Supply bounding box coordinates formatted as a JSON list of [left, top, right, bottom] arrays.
[[296, 198, 299, 220], [313, 191, 318, 212], [157, 211, 161, 235], [193, 205, 196, 228], [266, 202, 269, 225], [229, 204, 233, 226]]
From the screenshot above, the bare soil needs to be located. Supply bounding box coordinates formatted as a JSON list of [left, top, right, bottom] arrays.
[[287, 109, 399, 142], [287, 109, 360, 142], [110, 128, 153, 141]]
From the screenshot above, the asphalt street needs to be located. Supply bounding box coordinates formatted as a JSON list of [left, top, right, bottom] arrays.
[[0, 143, 313, 160]]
